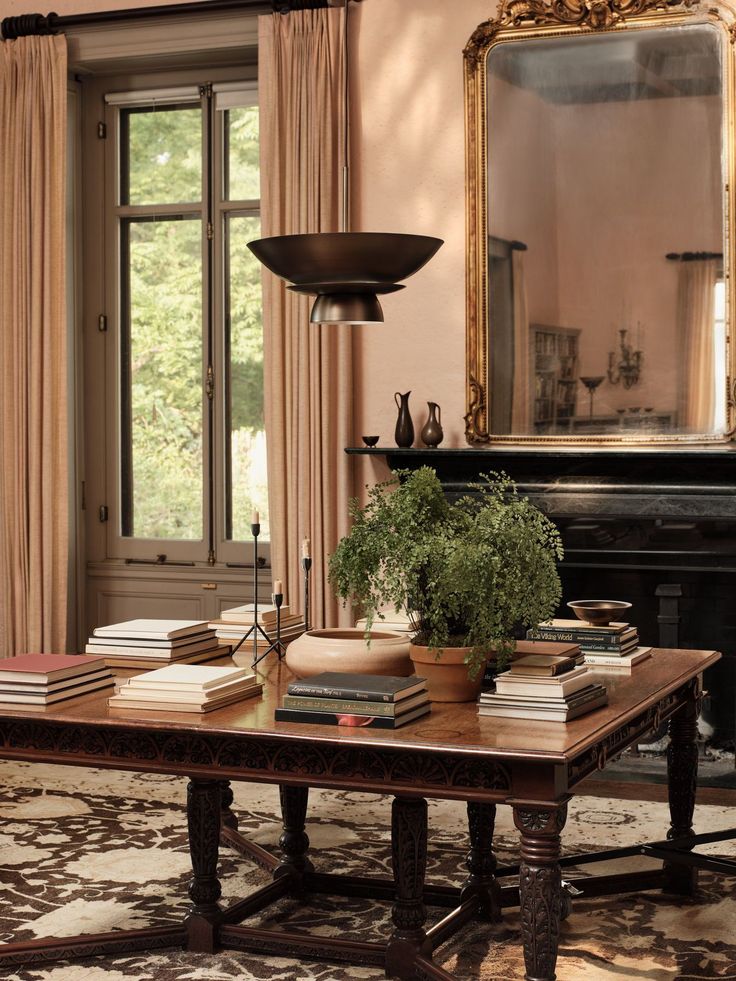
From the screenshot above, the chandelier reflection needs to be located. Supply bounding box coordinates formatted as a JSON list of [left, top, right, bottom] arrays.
[[607, 327, 642, 389]]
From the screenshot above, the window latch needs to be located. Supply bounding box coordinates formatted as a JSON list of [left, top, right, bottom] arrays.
[[206, 365, 214, 401]]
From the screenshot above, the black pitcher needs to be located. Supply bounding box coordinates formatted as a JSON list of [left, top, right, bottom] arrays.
[[394, 391, 414, 447], [421, 401, 443, 447]]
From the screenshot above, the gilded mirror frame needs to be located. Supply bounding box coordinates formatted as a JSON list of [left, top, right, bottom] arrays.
[[464, 0, 736, 445]]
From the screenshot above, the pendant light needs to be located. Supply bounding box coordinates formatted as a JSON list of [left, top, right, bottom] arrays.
[[247, 0, 443, 325]]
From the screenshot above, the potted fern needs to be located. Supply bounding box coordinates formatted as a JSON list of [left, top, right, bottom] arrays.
[[329, 467, 563, 701]]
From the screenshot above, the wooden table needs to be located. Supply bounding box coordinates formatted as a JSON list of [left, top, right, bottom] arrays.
[[0, 648, 719, 981]]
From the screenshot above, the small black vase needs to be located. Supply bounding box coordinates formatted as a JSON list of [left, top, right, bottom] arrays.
[[394, 391, 414, 447]]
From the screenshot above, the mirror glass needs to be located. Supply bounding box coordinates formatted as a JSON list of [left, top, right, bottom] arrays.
[[486, 23, 727, 438]]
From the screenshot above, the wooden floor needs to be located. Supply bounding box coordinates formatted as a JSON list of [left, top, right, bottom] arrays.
[[579, 776, 736, 806]]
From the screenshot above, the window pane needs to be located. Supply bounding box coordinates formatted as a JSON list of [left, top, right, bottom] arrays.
[[121, 217, 203, 539], [123, 105, 202, 205], [225, 214, 267, 541], [226, 106, 259, 201]]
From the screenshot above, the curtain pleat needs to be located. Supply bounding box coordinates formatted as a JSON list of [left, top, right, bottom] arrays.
[[676, 259, 718, 432], [510, 250, 530, 434], [259, 9, 353, 628], [0, 35, 68, 657]]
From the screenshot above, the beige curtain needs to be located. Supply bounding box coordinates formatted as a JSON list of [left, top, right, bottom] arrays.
[[0, 35, 68, 657], [259, 10, 353, 628], [510, 249, 530, 433], [676, 259, 718, 432]]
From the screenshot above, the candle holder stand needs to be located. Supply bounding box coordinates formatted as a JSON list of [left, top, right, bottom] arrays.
[[229, 522, 278, 666], [302, 556, 312, 631]]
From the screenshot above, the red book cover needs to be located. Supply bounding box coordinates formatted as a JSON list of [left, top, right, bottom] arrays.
[[0, 654, 106, 682]]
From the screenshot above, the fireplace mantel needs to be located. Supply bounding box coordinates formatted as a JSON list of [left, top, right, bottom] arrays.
[[346, 445, 736, 740]]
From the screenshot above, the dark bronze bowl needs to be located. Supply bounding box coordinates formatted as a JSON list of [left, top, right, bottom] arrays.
[[362, 435, 379, 447], [247, 232, 444, 288], [567, 600, 632, 626]]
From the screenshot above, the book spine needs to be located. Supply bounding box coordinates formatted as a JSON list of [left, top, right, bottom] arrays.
[[275, 708, 396, 727], [286, 685, 394, 702], [528, 629, 632, 647], [577, 641, 637, 653], [282, 695, 397, 716], [584, 654, 638, 666]]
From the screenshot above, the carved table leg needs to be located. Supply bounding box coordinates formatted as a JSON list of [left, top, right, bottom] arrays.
[[185, 779, 222, 953], [275, 784, 314, 897], [386, 796, 429, 980], [513, 801, 568, 981], [219, 780, 238, 831], [665, 683, 700, 896], [461, 801, 502, 922]]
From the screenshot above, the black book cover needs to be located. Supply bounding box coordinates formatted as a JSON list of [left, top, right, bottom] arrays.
[[287, 672, 427, 703]]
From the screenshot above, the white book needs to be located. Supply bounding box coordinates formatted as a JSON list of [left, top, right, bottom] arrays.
[[85, 637, 217, 658], [93, 619, 209, 640], [117, 678, 256, 702], [491, 665, 590, 687], [124, 663, 252, 690], [84, 631, 215, 650], [492, 669, 593, 700], [584, 646, 653, 669], [109, 685, 261, 713]]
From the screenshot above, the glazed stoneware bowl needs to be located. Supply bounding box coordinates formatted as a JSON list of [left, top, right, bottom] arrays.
[[567, 599, 632, 626], [285, 628, 413, 679]]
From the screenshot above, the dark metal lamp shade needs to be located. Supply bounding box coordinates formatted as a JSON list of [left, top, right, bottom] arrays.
[[247, 232, 444, 324]]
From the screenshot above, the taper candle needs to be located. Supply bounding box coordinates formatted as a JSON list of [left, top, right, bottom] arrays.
[[252, 509, 259, 525], [302, 537, 311, 559], [274, 579, 283, 595]]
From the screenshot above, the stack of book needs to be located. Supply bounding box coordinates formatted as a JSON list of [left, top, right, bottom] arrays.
[[275, 671, 430, 729], [85, 619, 225, 669], [210, 604, 305, 651], [0, 654, 114, 708], [479, 650, 607, 722], [109, 664, 262, 713], [527, 619, 652, 671]]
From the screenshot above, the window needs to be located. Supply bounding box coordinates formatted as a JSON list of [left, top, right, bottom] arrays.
[[98, 76, 267, 564]]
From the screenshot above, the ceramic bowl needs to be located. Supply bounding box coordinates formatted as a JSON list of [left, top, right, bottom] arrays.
[[362, 435, 380, 447], [567, 599, 632, 626], [285, 628, 413, 679]]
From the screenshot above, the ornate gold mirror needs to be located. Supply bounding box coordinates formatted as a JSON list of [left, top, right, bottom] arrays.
[[465, 0, 735, 444]]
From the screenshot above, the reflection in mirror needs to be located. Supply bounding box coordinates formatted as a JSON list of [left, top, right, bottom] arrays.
[[486, 23, 727, 438]]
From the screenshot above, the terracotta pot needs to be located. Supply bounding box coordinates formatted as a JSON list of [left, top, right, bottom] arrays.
[[409, 643, 484, 702], [285, 628, 413, 679]]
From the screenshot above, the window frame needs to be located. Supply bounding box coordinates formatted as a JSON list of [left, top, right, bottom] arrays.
[[84, 64, 266, 568]]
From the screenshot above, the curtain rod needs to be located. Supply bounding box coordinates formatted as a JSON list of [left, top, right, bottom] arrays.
[[666, 251, 723, 262], [1, 0, 333, 39]]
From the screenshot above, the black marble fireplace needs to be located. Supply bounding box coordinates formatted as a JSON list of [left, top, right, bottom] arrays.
[[347, 445, 736, 743]]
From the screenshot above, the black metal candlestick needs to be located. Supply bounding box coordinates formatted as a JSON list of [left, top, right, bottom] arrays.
[[302, 555, 312, 632], [230, 521, 274, 664], [258, 590, 286, 663]]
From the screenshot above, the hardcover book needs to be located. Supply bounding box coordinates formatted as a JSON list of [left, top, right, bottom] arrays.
[[275, 703, 431, 728], [584, 646, 653, 669], [492, 668, 592, 700], [508, 654, 577, 677], [0, 653, 107, 684], [108, 686, 262, 714], [125, 663, 253, 689], [513, 640, 581, 658], [0, 675, 114, 705], [93, 619, 209, 640], [478, 689, 608, 722], [287, 672, 427, 703], [281, 691, 430, 717]]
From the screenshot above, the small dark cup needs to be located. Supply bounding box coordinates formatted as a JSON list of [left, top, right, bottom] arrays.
[[362, 435, 380, 447]]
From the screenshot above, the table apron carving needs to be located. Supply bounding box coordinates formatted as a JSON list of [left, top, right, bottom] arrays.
[[0, 719, 512, 800]]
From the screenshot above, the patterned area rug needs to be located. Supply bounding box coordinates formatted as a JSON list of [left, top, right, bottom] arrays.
[[1, 760, 736, 980]]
